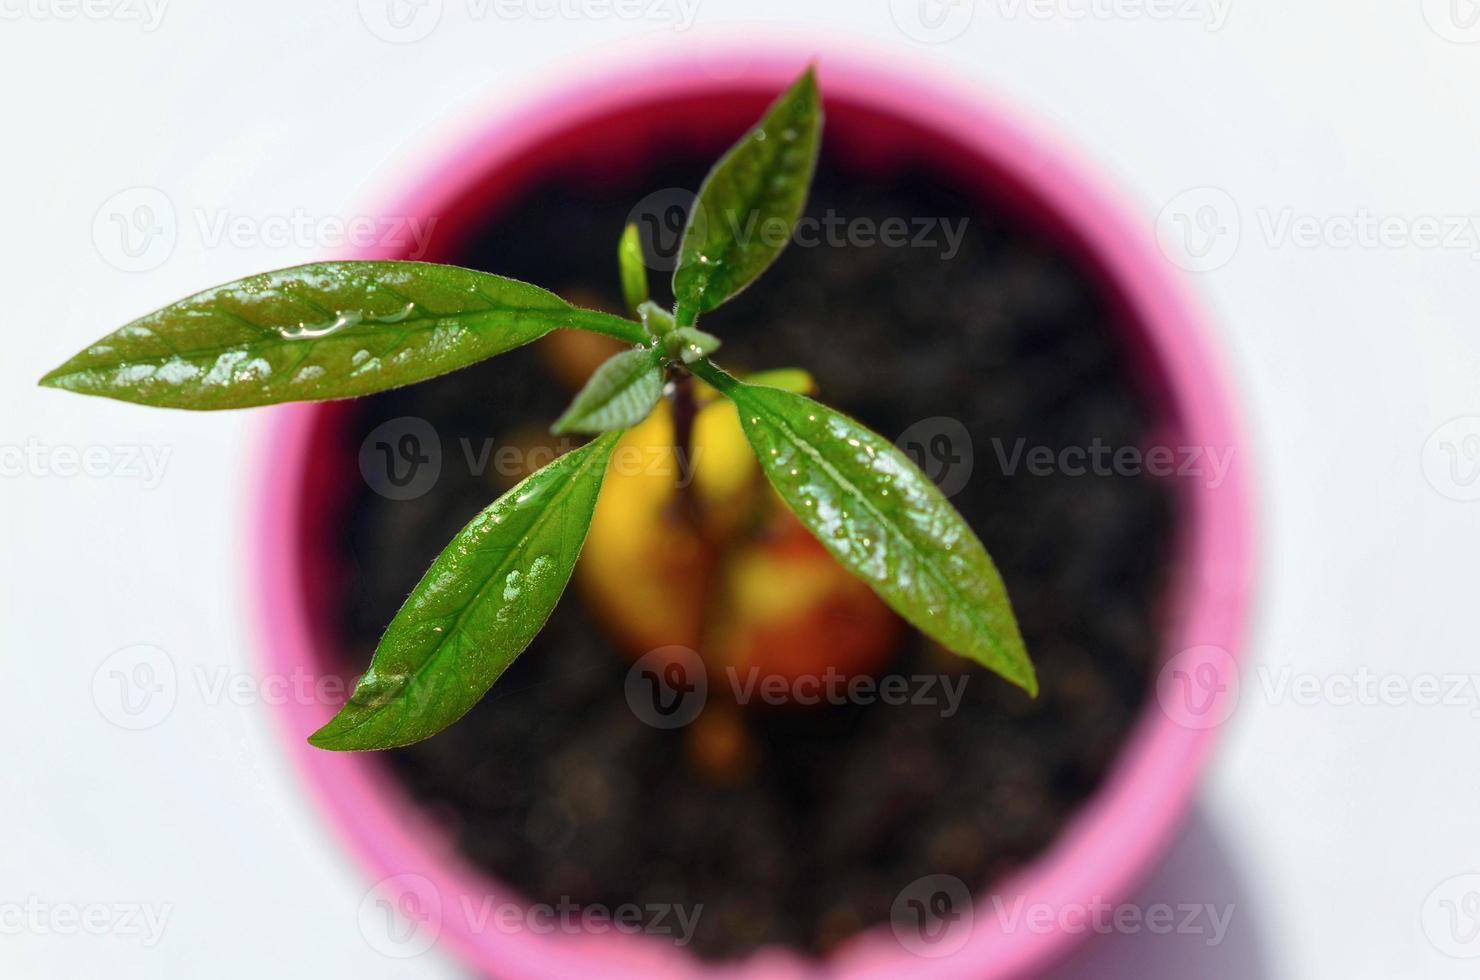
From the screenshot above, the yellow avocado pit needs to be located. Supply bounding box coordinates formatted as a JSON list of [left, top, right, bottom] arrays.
[[576, 384, 902, 691]]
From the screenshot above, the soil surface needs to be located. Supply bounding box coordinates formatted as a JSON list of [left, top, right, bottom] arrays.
[[326, 152, 1176, 959]]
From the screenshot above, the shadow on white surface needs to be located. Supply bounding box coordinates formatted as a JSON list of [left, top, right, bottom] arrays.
[[1048, 807, 1268, 980]]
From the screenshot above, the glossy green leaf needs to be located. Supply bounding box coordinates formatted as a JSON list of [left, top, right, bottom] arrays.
[[672, 67, 822, 323], [693, 362, 1036, 695], [665, 326, 722, 365], [618, 223, 649, 317], [39, 261, 645, 410], [551, 346, 664, 435], [309, 432, 622, 750]]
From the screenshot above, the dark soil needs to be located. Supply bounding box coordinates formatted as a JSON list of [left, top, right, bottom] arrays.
[[325, 152, 1175, 959]]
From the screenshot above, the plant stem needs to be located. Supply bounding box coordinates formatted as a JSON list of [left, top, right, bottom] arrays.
[[669, 368, 701, 525], [667, 360, 765, 784], [685, 356, 736, 394]]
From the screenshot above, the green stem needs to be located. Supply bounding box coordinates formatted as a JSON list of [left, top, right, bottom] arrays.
[[563, 308, 647, 344], [685, 357, 738, 394]]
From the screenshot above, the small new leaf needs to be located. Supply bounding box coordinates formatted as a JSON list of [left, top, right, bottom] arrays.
[[693, 363, 1036, 695], [637, 300, 675, 338], [38, 261, 645, 410], [618, 223, 649, 316], [308, 432, 622, 750], [665, 326, 721, 364], [552, 346, 664, 435], [672, 66, 822, 322]]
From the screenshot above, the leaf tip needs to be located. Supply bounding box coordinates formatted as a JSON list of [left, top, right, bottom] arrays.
[[1000, 642, 1039, 697], [306, 722, 349, 751], [308, 710, 393, 751], [38, 364, 72, 390], [795, 64, 820, 103], [307, 701, 381, 751], [550, 404, 591, 436]]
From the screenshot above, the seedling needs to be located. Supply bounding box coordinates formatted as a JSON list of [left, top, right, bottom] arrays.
[[41, 68, 1036, 751]]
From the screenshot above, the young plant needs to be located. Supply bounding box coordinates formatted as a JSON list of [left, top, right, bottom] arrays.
[[41, 67, 1036, 751]]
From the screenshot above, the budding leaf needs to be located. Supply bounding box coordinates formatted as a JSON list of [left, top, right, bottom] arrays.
[[39, 261, 644, 410], [308, 432, 622, 750], [552, 346, 665, 435], [666, 326, 722, 364], [618, 223, 649, 317], [693, 363, 1036, 695], [672, 66, 822, 322], [637, 300, 675, 338]]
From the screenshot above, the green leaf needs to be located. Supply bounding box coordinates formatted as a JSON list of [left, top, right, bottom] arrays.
[[551, 346, 664, 435], [672, 66, 822, 322], [665, 326, 721, 365], [309, 432, 622, 750], [693, 362, 1036, 695], [618, 222, 649, 317], [38, 261, 645, 410], [637, 300, 674, 338]]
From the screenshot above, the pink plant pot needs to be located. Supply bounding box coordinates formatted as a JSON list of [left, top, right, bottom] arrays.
[[251, 46, 1253, 980]]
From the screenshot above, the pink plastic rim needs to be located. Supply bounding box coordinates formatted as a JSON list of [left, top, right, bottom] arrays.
[[250, 46, 1254, 980]]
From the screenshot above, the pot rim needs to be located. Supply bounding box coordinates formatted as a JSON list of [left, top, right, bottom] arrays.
[[250, 43, 1254, 980]]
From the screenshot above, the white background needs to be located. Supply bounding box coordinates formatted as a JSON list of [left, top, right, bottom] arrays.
[[4, 2, 1479, 977]]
